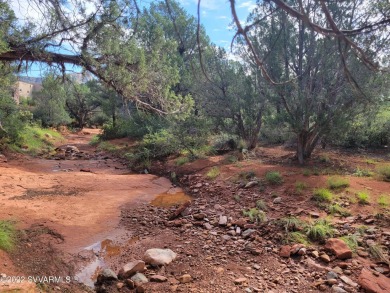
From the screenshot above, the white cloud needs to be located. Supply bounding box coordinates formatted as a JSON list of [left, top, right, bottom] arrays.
[[218, 15, 228, 19], [193, 0, 219, 10], [238, 1, 257, 12]]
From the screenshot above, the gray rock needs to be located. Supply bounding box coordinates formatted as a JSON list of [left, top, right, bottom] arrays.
[[204, 222, 213, 230], [131, 273, 148, 284], [97, 268, 117, 284], [242, 229, 256, 239], [340, 275, 358, 287], [273, 197, 282, 204], [143, 248, 177, 265], [244, 181, 258, 189], [219, 215, 228, 226], [332, 285, 348, 293], [327, 271, 338, 280], [118, 260, 145, 278]]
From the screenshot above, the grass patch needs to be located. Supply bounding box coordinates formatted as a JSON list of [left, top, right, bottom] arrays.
[[285, 232, 310, 245], [378, 195, 389, 207], [340, 234, 358, 252], [356, 191, 371, 205], [206, 167, 220, 180], [305, 219, 335, 242], [265, 171, 283, 185], [278, 217, 305, 232], [365, 158, 377, 165], [312, 188, 334, 202], [243, 208, 267, 223], [327, 176, 350, 189], [357, 225, 368, 235], [319, 154, 330, 163], [377, 165, 390, 182], [303, 169, 311, 176], [256, 199, 267, 211], [97, 141, 120, 153], [353, 168, 373, 177], [328, 204, 351, 217], [368, 244, 389, 265], [295, 181, 307, 193], [0, 221, 16, 252], [89, 135, 100, 146], [175, 156, 190, 166], [12, 126, 64, 155]]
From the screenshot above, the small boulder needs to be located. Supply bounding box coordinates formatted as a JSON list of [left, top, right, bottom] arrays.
[[143, 248, 177, 266], [150, 275, 167, 282], [131, 273, 148, 284], [358, 268, 390, 293], [96, 268, 117, 284], [178, 274, 192, 284], [279, 245, 291, 258], [244, 181, 258, 189], [325, 238, 352, 260], [219, 215, 228, 226], [118, 260, 145, 278]]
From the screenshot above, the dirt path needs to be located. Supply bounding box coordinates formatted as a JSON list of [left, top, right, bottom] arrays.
[[0, 129, 179, 291]]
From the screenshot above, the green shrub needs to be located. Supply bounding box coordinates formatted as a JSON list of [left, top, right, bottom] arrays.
[[256, 200, 267, 211], [328, 204, 351, 217], [356, 191, 370, 205], [312, 188, 333, 202], [353, 168, 373, 177], [175, 156, 190, 166], [265, 171, 283, 185], [89, 135, 100, 146], [278, 217, 305, 232], [295, 181, 307, 193], [285, 232, 310, 245], [378, 195, 389, 207], [377, 165, 390, 182], [303, 169, 311, 176], [142, 129, 178, 159], [206, 167, 220, 180], [327, 176, 350, 189], [340, 235, 358, 252], [243, 208, 267, 223], [305, 219, 335, 241], [0, 221, 16, 252]]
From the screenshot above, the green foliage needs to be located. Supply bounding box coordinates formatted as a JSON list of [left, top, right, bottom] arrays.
[[89, 135, 100, 146], [206, 167, 220, 180], [357, 225, 368, 235], [305, 219, 335, 242], [265, 171, 283, 185], [33, 74, 71, 127], [356, 191, 371, 205], [328, 204, 351, 217], [312, 188, 334, 202], [368, 244, 389, 265], [353, 168, 374, 177], [256, 199, 267, 211], [295, 181, 307, 193], [377, 165, 390, 182], [0, 220, 16, 251], [243, 208, 267, 223], [11, 125, 63, 155], [285, 232, 310, 245], [327, 176, 350, 189], [378, 195, 389, 207], [175, 156, 189, 166], [340, 235, 358, 252], [278, 217, 305, 232], [97, 141, 120, 153], [303, 169, 311, 176]]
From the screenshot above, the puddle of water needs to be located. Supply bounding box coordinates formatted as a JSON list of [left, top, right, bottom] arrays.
[[75, 235, 140, 287], [150, 191, 192, 207]]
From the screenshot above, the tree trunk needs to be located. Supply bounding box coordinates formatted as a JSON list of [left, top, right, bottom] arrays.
[[296, 130, 321, 165]]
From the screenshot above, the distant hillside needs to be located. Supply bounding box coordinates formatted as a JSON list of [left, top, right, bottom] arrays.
[[18, 76, 42, 84]]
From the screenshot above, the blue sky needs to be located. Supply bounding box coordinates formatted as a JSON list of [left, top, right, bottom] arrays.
[[12, 0, 256, 77], [173, 0, 256, 49]]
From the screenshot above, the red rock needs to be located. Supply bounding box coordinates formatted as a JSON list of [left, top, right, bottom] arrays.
[[279, 245, 291, 258], [358, 268, 390, 293], [325, 238, 352, 260]]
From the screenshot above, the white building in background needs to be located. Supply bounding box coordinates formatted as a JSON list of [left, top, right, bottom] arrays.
[[13, 80, 42, 104]]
